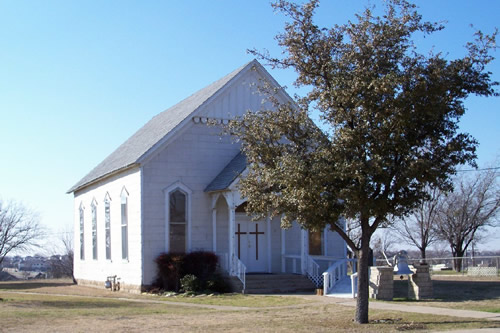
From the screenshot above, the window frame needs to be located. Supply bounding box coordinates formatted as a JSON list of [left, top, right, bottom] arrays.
[[104, 193, 112, 261], [121, 187, 129, 261], [91, 198, 98, 260], [164, 182, 192, 253], [79, 203, 85, 261]]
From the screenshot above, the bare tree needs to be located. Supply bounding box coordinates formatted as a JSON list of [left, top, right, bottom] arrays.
[[372, 229, 397, 265], [0, 199, 43, 265], [392, 187, 442, 259], [47, 229, 75, 283], [428, 242, 451, 259], [436, 170, 500, 271]]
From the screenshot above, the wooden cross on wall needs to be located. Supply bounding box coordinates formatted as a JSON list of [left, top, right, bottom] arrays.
[[235, 224, 247, 259], [249, 224, 265, 260]]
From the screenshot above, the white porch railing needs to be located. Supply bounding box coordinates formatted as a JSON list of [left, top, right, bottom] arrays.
[[306, 255, 322, 287], [322, 258, 357, 296], [282, 254, 351, 288], [282, 254, 302, 274], [232, 254, 246, 292], [217, 252, 246, 292]]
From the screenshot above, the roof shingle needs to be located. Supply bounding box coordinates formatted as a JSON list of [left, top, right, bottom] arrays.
[[204, 152, 247, 192], [68, 60, 256, 193]]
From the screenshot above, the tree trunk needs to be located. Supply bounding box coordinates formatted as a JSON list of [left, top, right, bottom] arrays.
[[355, 235, 371, 324], [420, 247, 426, 260], [453, 249, 466, 272]]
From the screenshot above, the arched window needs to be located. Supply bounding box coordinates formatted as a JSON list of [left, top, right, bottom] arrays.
[[165, 182, 191, 253], [79, 203, 85, 260], [121, 187, 129, 260], [91, 198, 98, 260], [169, 190, 186, 252], [104, 193, 111, 260]]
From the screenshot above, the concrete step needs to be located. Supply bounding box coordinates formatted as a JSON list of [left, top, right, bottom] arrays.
[[244, 274, 316, 294]]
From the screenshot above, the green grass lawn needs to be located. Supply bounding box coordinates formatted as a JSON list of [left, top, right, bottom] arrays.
[[0, 280, 312, 308], [1, 291, 499, 332], [141, 292, 315, 307], [1, 279, 500, 332]]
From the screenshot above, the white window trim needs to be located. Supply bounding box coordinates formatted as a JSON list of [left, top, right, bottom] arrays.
[[164, 181, 192, 253], [79, 202, 85, 261], [90, 198, 98, 261], [103, 192, 112, 262], [121, 187, 129, 262]]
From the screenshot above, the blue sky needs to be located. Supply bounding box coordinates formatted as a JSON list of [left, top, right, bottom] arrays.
[[1, 1, 499, 253]]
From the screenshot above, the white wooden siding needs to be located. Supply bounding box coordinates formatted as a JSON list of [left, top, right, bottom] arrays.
[[73, 167, 142, 288]]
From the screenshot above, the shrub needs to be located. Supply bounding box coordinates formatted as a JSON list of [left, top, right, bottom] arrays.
[[155, 251, 228, 293], [154, 252, 185, 292], [183, 251, 218, 280], [180, 274, 202, 292], [205, 273, 230, 293]]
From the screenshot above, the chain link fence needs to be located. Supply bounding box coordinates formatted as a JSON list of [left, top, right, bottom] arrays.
[[375, 256, 500, 276]]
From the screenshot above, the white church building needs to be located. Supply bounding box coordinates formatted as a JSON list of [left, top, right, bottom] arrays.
[[68, 60, 348, 293]]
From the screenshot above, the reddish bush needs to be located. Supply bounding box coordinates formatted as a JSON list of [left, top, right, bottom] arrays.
[[154, 251, 220, 292], [183, 251, 218, 280], [154, 252, 185, 291]]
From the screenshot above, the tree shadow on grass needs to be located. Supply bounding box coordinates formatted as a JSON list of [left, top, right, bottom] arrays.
[[36, 299, 136, 309], [393, 279, 500, 302], [371, 318, 499, 331], [0, 280, 75, 290]]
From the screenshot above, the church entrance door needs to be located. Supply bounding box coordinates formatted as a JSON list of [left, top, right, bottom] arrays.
[[234, 213, 267, 272]]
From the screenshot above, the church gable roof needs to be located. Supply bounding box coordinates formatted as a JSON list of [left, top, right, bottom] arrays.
[[204, 152, 247, 192], [68, 60, 265, 194]]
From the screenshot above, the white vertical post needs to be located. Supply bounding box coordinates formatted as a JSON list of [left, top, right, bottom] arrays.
[[267, 216, 272, 273], [281, 228, 286, 273], [211, 194, 220, 254], [223, 192, 236, 276], [228, 202, 235, 275], [212, 208, 217, 253], [301, 229, 307, 275]]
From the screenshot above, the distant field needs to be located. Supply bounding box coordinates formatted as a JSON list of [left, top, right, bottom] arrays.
[[1, 279, 500, 332]]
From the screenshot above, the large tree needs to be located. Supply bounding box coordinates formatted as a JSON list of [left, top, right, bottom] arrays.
[[0, 199, 44, 265], [231, 0, 497, 323], [436, 170, 500, 272]]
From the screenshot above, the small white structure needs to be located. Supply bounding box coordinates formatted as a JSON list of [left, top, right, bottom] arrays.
[[68, 60, 348, 292]]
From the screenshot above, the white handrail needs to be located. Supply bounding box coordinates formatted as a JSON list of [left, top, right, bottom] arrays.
[[306, 255, 320, 278], [322, 258, 357, 296], [231, 255, 246, 292], [217, 252, 246, 293]]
